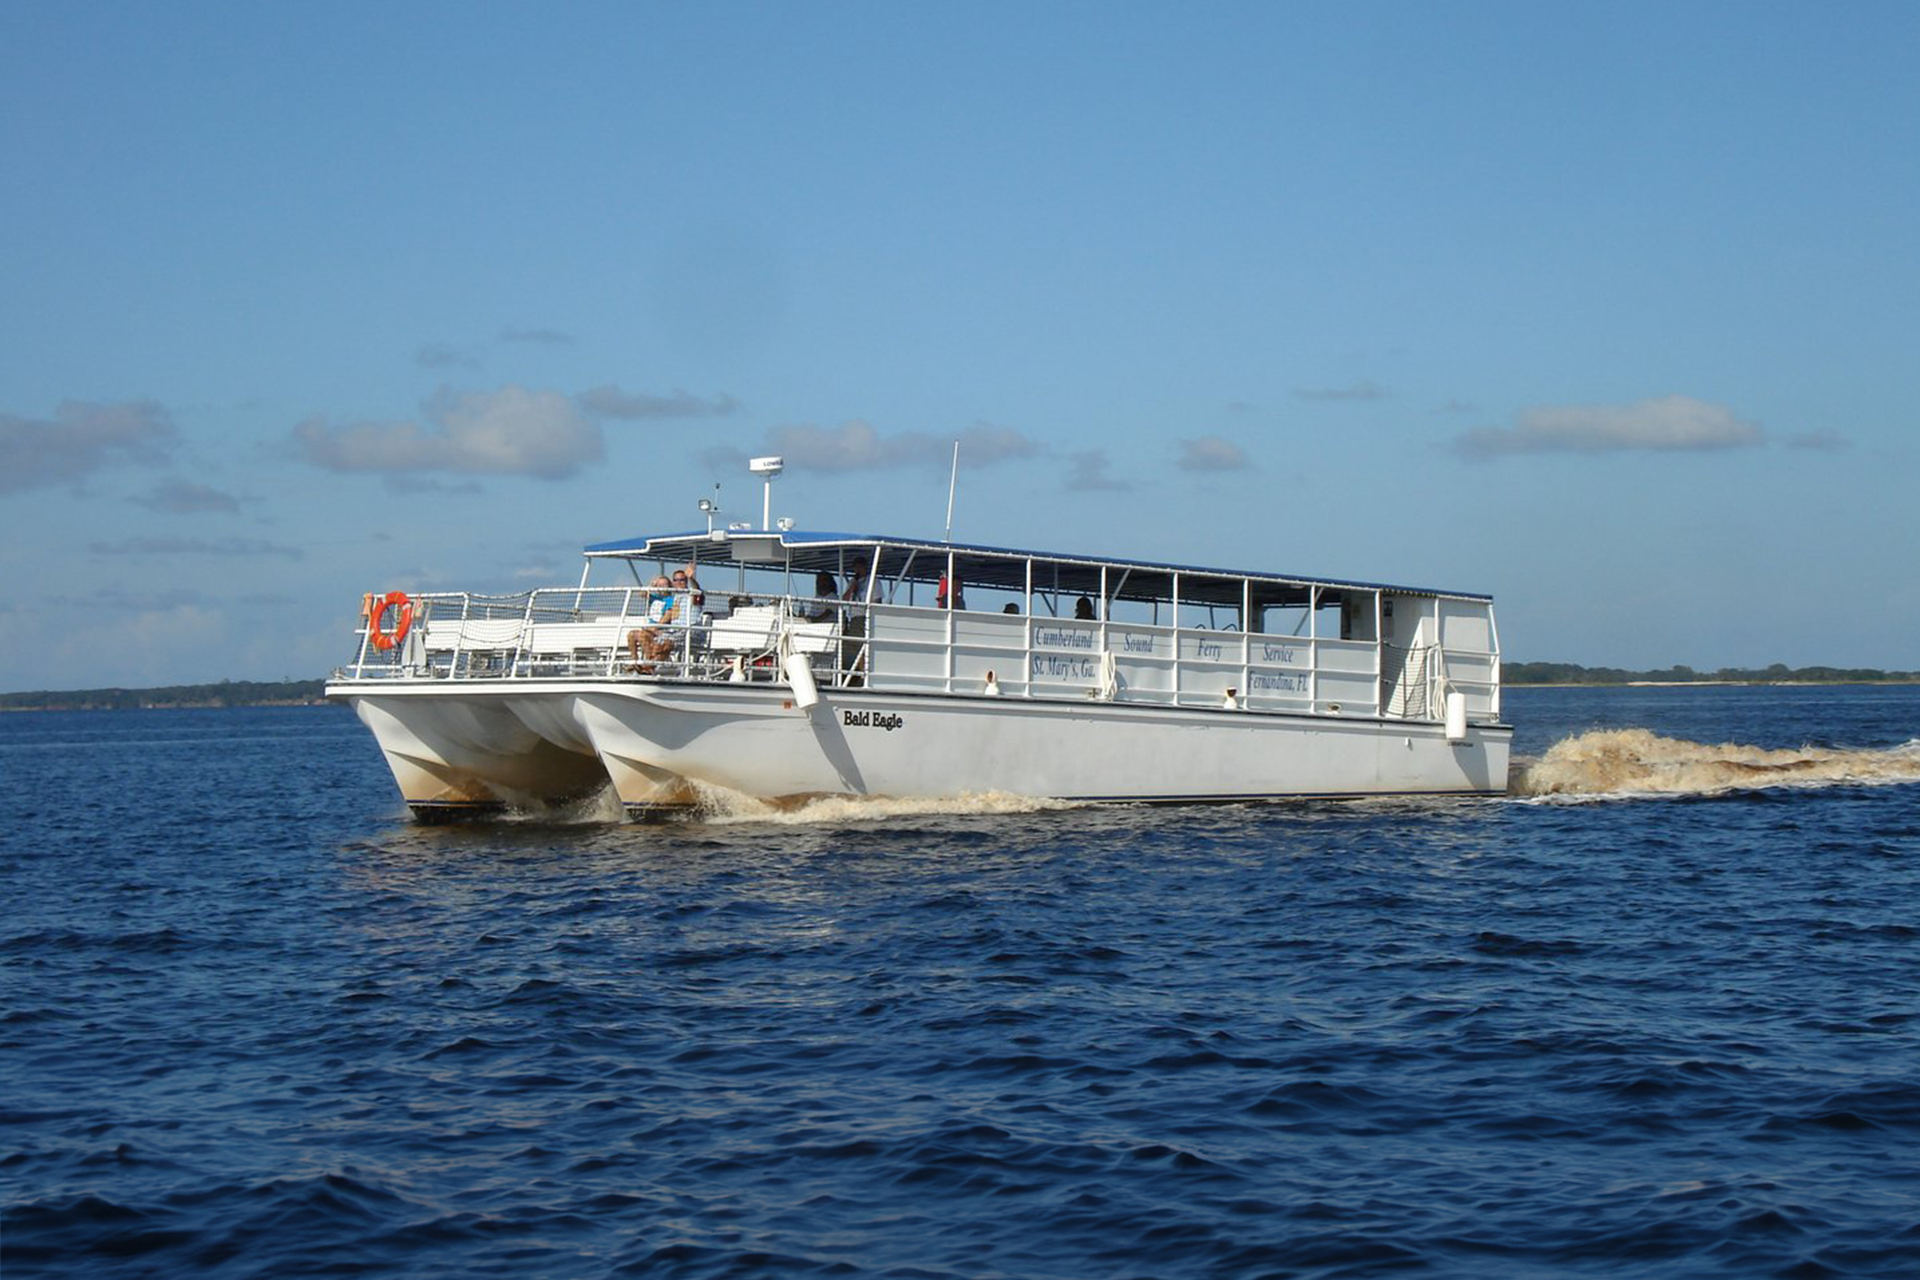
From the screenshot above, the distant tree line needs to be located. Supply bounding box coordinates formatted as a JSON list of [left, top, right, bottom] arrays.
[[0, 679, 328, 711], [1503, 662, 1920, 686]]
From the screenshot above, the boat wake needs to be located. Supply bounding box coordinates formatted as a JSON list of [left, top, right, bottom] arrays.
[[1510, 728, 1920, 799], [687, 782, 1077, 825]]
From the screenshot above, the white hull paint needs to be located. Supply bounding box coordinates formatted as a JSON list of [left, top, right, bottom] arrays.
[[338, 678, 1510, 817]]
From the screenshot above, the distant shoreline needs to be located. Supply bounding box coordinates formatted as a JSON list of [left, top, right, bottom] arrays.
[[0, 699, 333, 713], [0, 679, 330, 713], [1501, 662, 1919, 688], [1516, 679, 1920, 689]]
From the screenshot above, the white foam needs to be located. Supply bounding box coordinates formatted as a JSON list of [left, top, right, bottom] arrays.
[[492, 784, 629, 824], [1510, 728, 1920, 800], [685, 779, 1077, 825]]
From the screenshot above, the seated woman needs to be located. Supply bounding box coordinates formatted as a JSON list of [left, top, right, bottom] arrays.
[[625, 576, 679, 670], [805, 570, 838, 621]]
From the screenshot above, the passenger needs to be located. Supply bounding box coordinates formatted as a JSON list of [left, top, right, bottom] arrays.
[[1002, 603, 1019, 614], [842, 561, 869, 602], [1074, 596, 1096, 620], [936, 574, 965, 610], [1221, 687, 1239, 710], [671, 563, 704, 611], [806, 571, 838, 621], [983, 670, 1001, 696], [669, 567, 704, 661], [626, 576, 679, 671]]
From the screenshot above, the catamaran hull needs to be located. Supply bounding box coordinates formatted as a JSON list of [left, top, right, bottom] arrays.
[[341, 687, 683, 820], [334, 680, 1510, 817]]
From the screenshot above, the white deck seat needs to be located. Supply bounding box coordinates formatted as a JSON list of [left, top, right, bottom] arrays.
[[525, 621, 624, 655], [422, 617, 525, 650], [785, 620, 839, 654], [709, 606, 781, 652]]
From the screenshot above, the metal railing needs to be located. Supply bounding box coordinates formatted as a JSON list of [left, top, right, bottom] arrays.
[[334, 589, 1502, 722]]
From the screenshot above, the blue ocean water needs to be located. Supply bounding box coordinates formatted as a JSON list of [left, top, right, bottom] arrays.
[[4, 685, 1919, 1278]]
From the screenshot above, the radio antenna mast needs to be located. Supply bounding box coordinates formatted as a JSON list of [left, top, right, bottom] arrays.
[[943, 440, 960, 542]]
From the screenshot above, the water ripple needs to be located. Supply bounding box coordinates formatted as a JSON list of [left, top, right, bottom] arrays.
[[5, 693, 1920, 1277]]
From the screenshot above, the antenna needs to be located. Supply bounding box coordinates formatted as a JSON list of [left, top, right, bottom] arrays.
[[943, 440, 959, 542], [749, 456, 783, 531]]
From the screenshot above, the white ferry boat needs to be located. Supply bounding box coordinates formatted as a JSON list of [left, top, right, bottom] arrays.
[[328, 515, 1511, 819]]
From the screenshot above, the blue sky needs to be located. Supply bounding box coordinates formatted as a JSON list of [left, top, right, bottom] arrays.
[[3, 1, 1915, 690]]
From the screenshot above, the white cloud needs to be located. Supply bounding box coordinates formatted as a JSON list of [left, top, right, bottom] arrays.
[[0, 399, 175, 495], [131, 479, 241, 514], [747, 419, 1043, 473], [957, 423, 1046, 467], [1452, 395, 1765, 459], [578, 384, 740, 420], [1177, 436, 1251, 472], [88, 535, 303, 559], [383, 474, 484, 495], [1065, 449, 1129, 492], [294, 386, 603, 479]]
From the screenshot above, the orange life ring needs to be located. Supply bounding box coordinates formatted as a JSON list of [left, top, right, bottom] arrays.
[[368, 591, 414, 651]]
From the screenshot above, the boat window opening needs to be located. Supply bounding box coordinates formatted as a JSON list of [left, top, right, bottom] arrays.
[[1266, 602, 1312, 637], [1179, 574, 1242, 632], [831, 549, 860, 604], [1249, 583, 1311, 636], [887, 549, 919, 606], [1324, 588, 1379, 642], [1105, 567, 1132, 622], [1104, 593, 1154, 626], [970, 585, 1024, 615], [1311, 587, 1340, 640]]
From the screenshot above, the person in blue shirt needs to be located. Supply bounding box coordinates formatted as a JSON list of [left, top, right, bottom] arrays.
[[626, 576, 678, 671]]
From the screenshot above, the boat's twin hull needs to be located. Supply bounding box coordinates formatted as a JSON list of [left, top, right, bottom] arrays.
[[336, 679, 1510, 819]]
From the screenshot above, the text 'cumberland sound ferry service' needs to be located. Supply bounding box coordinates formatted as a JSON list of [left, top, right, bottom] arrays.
[[328, 498, 1511, 819]]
